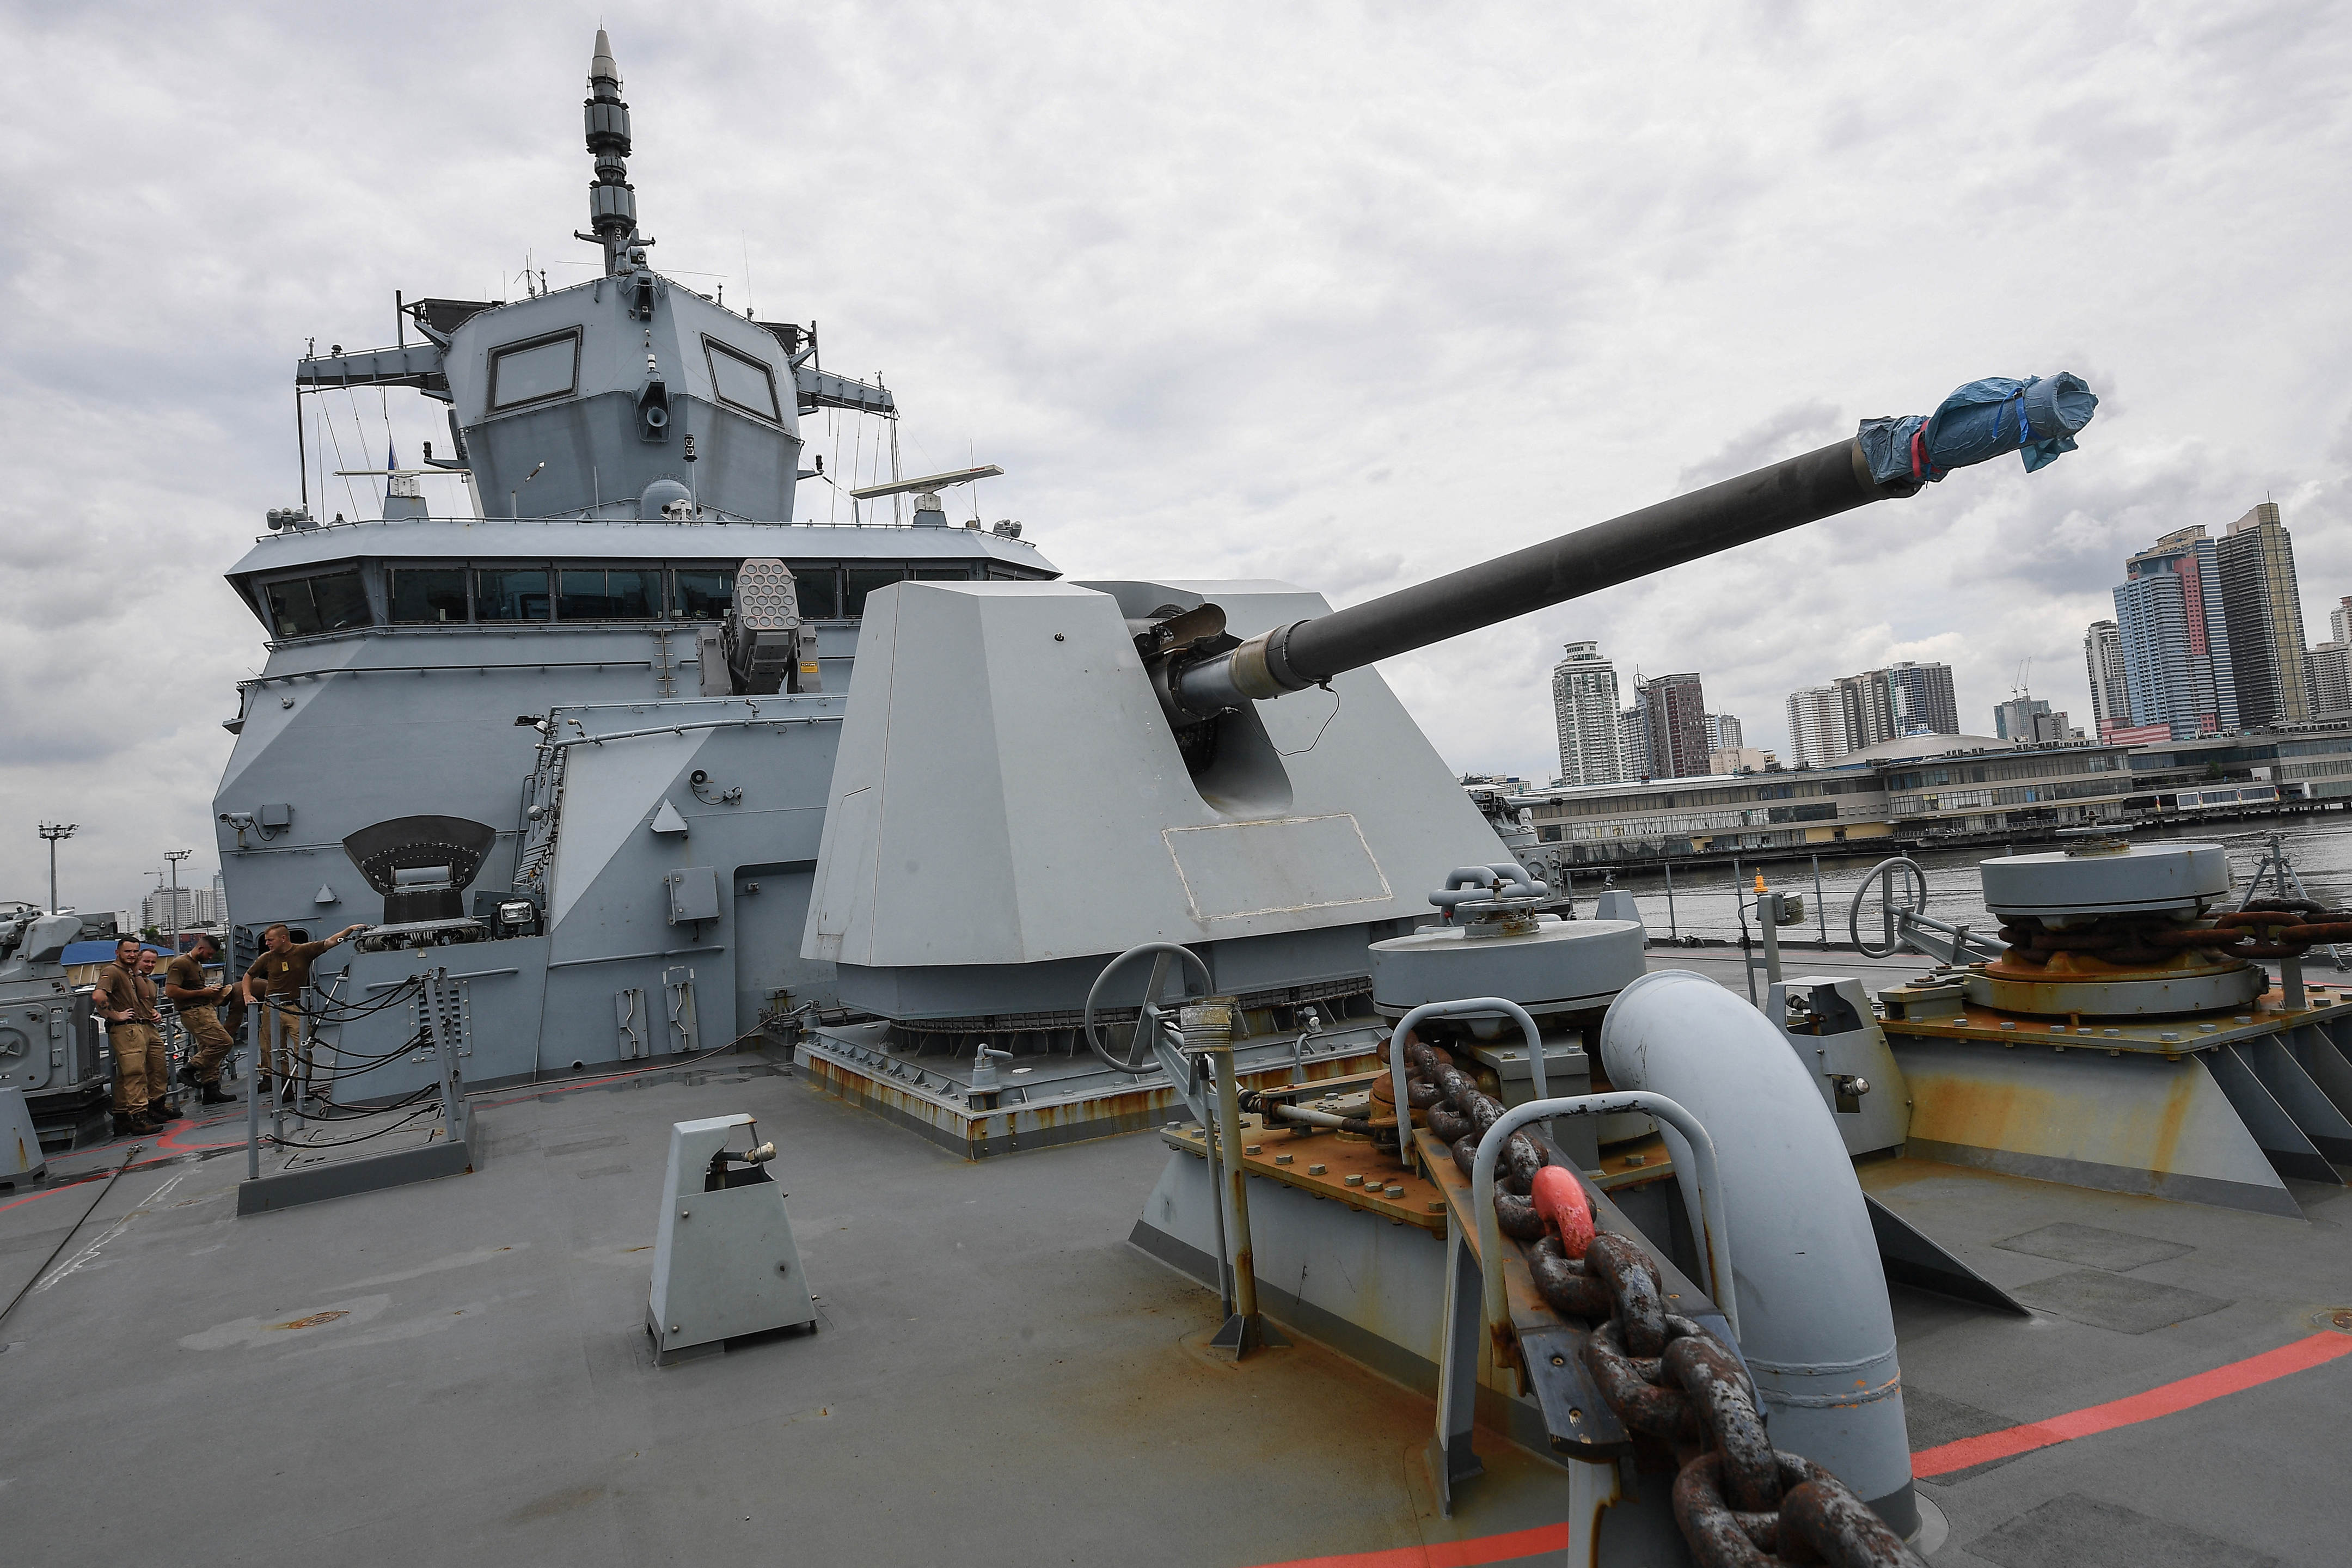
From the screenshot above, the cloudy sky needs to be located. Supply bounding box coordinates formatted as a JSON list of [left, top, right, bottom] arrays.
[[3, 2, 2347, 917]]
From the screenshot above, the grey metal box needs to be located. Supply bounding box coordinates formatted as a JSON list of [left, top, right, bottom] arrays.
[[665, 866, 720, 924]]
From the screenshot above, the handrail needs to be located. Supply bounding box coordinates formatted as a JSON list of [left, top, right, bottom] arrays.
[[1388, 997, 1546, 1168], [1468, 1091, 1737, 1339]]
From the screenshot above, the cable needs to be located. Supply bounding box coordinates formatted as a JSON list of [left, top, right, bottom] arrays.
[[305, 1034, 430, 1069], [303, 1028, 433, 1069], [266, 1102, 443, 1150], [0, 1144, 140, 1332], [279, 1081, 443, 1121], [1275, 683, 1342, 757], [301, 977, 426, 1022]]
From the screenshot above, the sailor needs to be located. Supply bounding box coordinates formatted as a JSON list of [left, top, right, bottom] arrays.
[[93, 937, 174, 1135], [166, 933, 238, 1106], [242, 921, 365, 1104], [136, 947, 183, 1124]]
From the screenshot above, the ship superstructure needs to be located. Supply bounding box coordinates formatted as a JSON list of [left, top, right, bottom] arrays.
[[207, 32, 1055, 1104]]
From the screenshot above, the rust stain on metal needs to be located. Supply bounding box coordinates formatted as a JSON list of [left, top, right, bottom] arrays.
[[810, 1043, 1380, 1162], [270, 1310, 349, 1331], [1893, 1067, 2030, 1151], [2151, 1062, 2196, 1175], [1163, 1118, 1445, 1232]]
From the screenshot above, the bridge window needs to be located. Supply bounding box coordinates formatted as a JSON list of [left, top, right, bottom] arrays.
[[703, 337, 780, 421], [488, 330, 581, 411], [264, 571, 370, 638], [558, 567, 661, 619], [670, 567, 736, 620], [788, 566, 842, 619], [844, 566, 904, 618], [388, 567, 469, 623], [475, 566, 552, 621]]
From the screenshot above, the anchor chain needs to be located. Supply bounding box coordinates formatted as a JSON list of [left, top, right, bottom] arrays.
[[1995, 899, 2352, 966], [1392, 1032, 1925, 1568]]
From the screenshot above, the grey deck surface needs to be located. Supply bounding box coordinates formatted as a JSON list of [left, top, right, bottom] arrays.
[[1, 1057, 1570, 1568], [5, 954, 2349, 1566], [1865, 1157, 2352, 1568]]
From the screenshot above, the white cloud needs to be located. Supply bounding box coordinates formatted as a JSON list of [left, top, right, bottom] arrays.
[[2, 1, 2347, 907]]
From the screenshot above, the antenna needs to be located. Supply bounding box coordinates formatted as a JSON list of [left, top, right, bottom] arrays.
[[575, 29, 641, 275], [846, 464, 1004, 502]]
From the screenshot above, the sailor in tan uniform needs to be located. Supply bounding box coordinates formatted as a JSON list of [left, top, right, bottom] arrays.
[[93, 938, 174, 1135], [241, 921, 365, 1104], [166, 933, 238, 1106]]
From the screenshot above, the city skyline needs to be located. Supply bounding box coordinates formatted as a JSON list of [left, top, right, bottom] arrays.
[[1553, 639, 1754, 783], [1542, 497, 2346, 784], [2099, 505, 2350, 742]]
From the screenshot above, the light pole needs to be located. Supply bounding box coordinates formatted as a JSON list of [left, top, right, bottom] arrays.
[[166, 848, 192, 945], [39, 822, 76, 913]]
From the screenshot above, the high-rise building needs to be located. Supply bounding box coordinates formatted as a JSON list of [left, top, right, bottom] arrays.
[[142, 886, 202, 933], [1785, 684, 1849, 770], [1616, 703, 1651, 781], [1833, 661, 1959, 750], [1992, 696, 2077, 744], [2312, 642, 2352, 719], [2332, 596, 2352, 647], [1834, 672, 1892, 751], [1549, 641, 1623, 787], [1993, 696, 2048, 740], [1885, 661, 1959, 736], [1641, 672, 1711, 779], [2215, 503, 2310, 725], [2113, 525, 2237, 738], [2084, 620, 2130, 739], [1702, 713, 1743, 753]]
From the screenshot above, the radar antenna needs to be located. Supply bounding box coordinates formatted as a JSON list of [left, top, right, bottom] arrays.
[[575, 30, 647, 274]]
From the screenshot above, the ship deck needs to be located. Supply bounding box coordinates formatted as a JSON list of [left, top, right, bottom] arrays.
[[4, 958, 2349, 1567]]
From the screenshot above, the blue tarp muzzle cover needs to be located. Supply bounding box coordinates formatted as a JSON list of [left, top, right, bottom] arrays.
[[1858, 371, 2098, 487]]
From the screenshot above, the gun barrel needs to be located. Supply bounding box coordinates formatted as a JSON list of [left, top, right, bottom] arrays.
[[1294, 436, 1886, 682], [1173, 436, 1900, 713]]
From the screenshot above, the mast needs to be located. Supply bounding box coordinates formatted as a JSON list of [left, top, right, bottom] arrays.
[[580, 29, 640, 274]]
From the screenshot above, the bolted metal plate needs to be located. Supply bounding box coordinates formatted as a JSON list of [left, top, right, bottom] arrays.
[[1370, 917, 1645, 1015], [1515, 1322, 1630, 1460], [1979, 842, 2232, 918]]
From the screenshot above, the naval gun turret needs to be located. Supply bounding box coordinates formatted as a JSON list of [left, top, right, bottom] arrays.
[[0, 908, 110, 1150], [798, 373, 2099, 1148]]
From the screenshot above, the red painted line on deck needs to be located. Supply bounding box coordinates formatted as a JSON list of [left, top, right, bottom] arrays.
[[1911, 1330, 2352, 1476], [0, 1115, 251, 1213], [1242, 1523, 1569, 1568]]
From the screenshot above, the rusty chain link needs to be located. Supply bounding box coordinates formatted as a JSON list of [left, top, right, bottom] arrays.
[[1393, 1031, 1926, 1568], [1995, 901, 2352, 967]]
